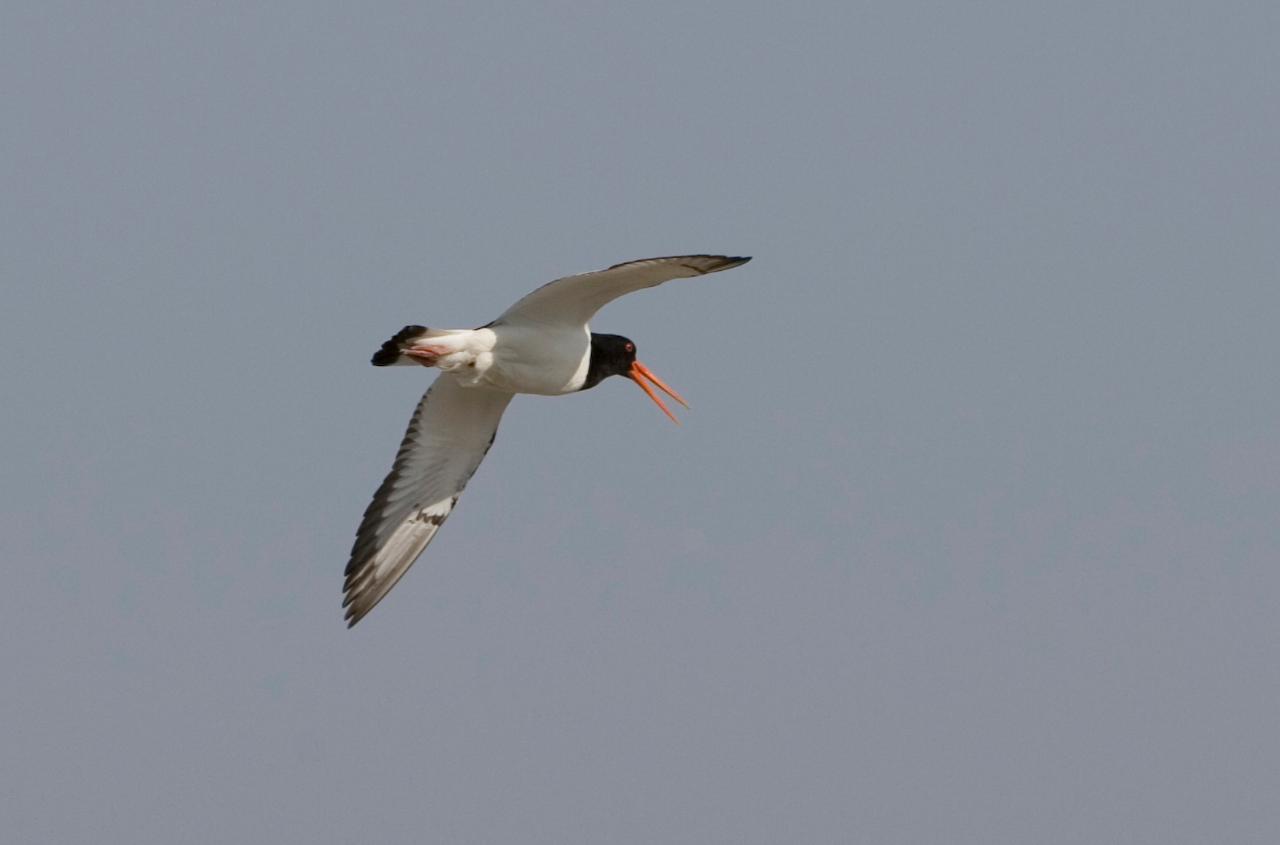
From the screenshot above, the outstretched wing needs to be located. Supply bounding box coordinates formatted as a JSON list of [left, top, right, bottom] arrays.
[[496, 254, 751, 327], [343, 375, 514, 626]]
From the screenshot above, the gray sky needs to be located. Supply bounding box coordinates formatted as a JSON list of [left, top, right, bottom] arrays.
[[4, 2, 1278, 842]]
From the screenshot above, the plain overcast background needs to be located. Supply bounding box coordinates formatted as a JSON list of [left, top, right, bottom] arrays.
[[4, 3, 1278, 843]]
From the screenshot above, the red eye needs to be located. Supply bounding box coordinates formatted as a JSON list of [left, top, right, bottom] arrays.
[[625, 342, 634, 352]]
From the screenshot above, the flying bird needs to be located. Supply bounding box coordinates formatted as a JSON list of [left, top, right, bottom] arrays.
[[343, 254, 752, 626]]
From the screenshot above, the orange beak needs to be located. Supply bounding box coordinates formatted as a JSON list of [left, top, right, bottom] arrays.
[[629, 360, 690, 425]]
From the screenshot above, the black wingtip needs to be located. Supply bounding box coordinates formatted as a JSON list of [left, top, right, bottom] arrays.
[[370, 325, 430, 366], [343, 595, 363, 627], [700, 255, 752, 272]]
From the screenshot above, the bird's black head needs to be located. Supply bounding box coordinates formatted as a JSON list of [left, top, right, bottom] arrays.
[[582, 333, 637, 390], [582, 332, 689, 424]]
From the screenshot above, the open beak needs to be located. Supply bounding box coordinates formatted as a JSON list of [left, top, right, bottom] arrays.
[[629, 361, 690, 425]]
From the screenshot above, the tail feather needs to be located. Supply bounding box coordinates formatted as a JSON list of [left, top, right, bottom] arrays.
[[371, 326, 474, 366], [372, 325, 428, 366]]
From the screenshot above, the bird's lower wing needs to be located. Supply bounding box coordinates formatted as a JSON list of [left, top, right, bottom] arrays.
[[343, 376, 514, 626], [495, 254, 751, 327]]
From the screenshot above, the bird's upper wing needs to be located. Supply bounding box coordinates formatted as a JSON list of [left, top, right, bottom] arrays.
[[495, 254, 751, 327], [343, 375, 514, 626]]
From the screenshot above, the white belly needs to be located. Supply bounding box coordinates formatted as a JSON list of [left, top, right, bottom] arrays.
[[477, 324, 591, 395]]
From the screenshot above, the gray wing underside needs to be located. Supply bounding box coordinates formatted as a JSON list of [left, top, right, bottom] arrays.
[[343, 376, 514, 626], [495, 254, 751, 327]]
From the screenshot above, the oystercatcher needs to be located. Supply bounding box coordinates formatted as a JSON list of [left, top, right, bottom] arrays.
[[344, 254, 751, 626]]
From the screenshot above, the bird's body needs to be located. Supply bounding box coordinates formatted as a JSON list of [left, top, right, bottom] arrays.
[[378, 323, 594, 395], [344, 254, 751, 626]]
